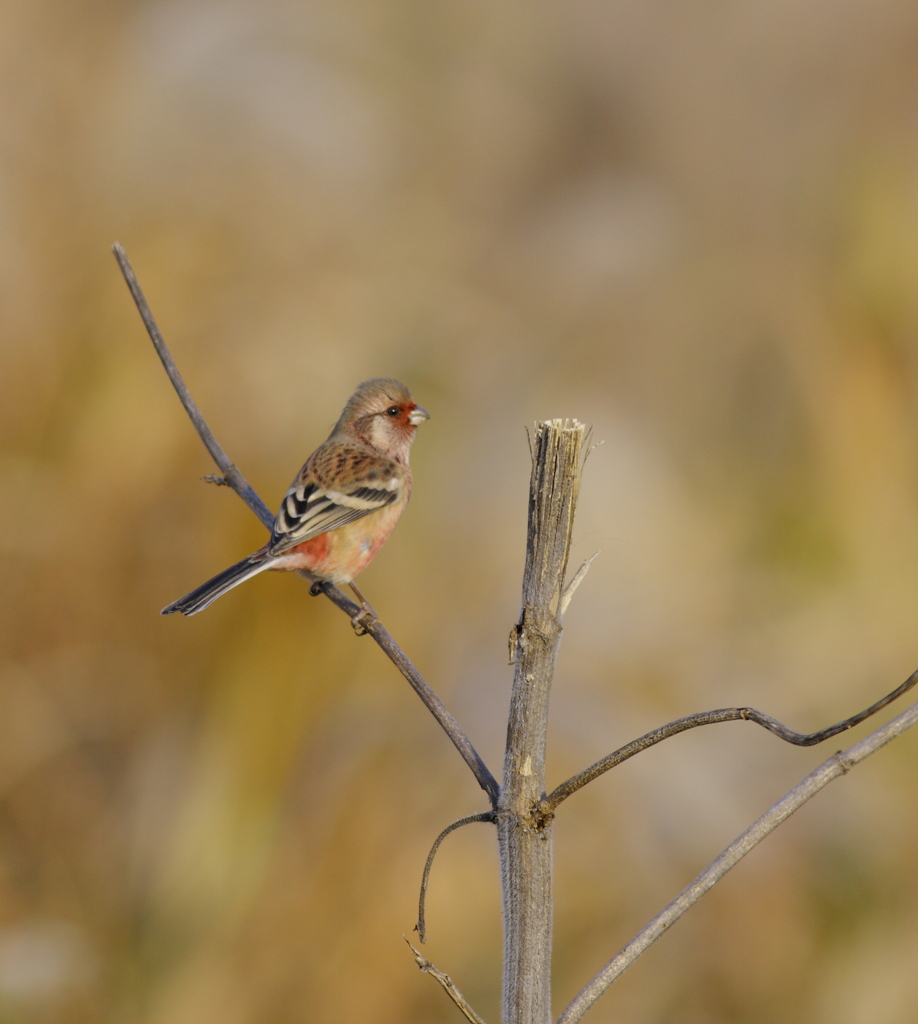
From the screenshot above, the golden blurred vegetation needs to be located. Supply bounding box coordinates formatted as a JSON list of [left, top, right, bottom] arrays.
[[2, 0, 918, 1021]]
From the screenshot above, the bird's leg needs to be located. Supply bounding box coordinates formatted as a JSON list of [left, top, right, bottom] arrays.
[[348, 581, 374, 612]]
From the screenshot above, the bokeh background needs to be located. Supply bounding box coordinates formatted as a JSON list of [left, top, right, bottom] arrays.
[[3, 1, 918, 1022]]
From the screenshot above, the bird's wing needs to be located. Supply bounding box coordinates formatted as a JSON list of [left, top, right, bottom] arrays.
[[269, 448, 403, 555]]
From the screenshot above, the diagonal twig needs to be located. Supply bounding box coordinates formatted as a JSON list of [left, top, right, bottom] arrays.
[[558, 552, 599, 619], [113, 242, 500, 808], [555, 697, 918, 1024], [406, 939, 490, 1024], [312, 582, 500, 806], [415, 812, 496, 943], [112, 242, 273, 529], [545, 666, 918, 811]]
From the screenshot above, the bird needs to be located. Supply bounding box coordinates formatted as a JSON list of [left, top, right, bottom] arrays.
[[162, 378, 429, 616]]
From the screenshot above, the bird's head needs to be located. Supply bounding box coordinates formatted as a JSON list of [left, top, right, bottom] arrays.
[[336, 378, 429, 460]]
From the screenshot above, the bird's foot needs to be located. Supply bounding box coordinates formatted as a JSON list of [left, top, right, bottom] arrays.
[[347, 583, 377, 635], [350, 604, 376, 636]]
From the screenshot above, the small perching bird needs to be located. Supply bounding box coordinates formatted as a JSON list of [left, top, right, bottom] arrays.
[[162, 378, 429, 616]]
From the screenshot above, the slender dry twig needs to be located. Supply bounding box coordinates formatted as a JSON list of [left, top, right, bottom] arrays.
[[310, 583, 500, 805], [363, 611, 499, 806], [545, 666, 918, 811], [558, 552, 599, 619], [113, 242, 499, 808], [406, 939, 490, 1024], [112, 242, 274, 529], [555, 697, 918, 1024], [416, 812, 496, 943]]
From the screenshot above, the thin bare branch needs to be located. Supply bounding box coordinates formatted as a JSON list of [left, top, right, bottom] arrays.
[[406, 939, 490, 1024], [369, 618, 499, 805], [115, 243, 499, 808], [545, 666, 918, 811], [558, 552, 599, 619], [416, 812, 496, 943], [555, 697, 918, 1024], [310, 584, 500, 804], [112, 242, 274, 529]]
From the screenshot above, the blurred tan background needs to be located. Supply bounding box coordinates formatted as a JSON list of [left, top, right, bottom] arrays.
[[2, 1, 918, 1022]]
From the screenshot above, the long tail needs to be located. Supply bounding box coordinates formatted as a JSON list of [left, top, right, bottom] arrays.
[[161, 552, 273, 616]]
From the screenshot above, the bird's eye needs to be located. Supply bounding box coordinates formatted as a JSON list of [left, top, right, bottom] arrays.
[[386, 406, 400, 417]]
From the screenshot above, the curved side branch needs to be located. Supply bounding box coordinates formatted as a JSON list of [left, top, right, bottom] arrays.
[[415, 812, 496, 944], [113, 243, 500, 808], [555, 698, 918, 1024], [546, 666, 918, 811]]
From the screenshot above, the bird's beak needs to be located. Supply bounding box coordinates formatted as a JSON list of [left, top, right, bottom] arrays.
[[409, 405, 430, 425]]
